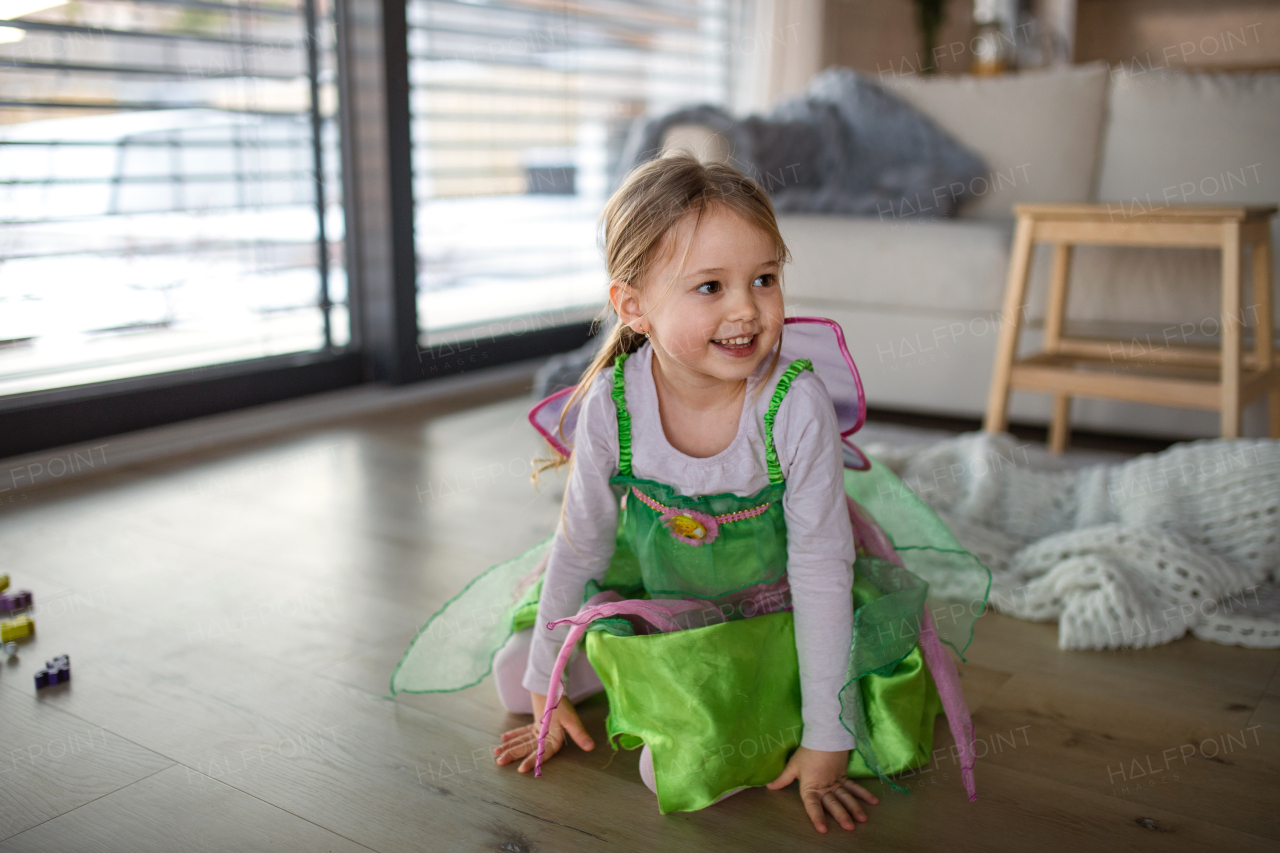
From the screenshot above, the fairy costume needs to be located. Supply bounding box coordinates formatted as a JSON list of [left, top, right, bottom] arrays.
[[392, 317, 991, 814]]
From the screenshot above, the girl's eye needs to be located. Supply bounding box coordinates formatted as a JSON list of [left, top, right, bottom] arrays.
[[696, 281, 720, 294], [752, 274, 776, 287]]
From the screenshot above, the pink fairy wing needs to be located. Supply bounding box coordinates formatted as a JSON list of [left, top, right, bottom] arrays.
[[528, 384, 578, 458], [842, 437, 871, 471], [781, 317, 865, 435], [526, 317, 870, 469], [782, 317, 871, 470]]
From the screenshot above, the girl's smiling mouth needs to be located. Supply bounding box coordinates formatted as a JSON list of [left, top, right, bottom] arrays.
[[711, 334, 757, 357]]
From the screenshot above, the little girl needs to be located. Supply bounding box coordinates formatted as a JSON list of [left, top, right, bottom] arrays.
[[392, 154, 986, 832]]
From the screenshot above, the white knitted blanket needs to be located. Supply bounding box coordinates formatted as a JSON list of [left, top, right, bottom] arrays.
[[864, 433, 1280, 650]]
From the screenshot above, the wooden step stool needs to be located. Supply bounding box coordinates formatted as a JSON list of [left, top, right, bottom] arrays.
[[983, 203, 1278, 451]]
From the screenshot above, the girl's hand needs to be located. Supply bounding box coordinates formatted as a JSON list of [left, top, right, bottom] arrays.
[[766, 745, 878, 833], [493, 691, 594, 773]]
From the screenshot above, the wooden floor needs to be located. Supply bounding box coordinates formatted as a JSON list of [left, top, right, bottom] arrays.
[[1, 379, 1277, 852]]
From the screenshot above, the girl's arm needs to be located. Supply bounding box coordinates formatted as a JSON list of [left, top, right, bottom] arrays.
[[498, 373, 619, 772], [772, 370, 858, 753], [520, 372, 622, 696]]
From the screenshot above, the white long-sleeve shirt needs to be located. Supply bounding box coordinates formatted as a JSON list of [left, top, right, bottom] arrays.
[[523, 343, 858, 751]]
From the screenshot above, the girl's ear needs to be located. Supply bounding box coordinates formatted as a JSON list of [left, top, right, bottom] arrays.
[[609, 279, 648, 335]]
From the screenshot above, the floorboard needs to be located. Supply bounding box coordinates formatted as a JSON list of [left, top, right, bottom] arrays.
[[0, 687, 173, 840], [0, 765, 378, 853]]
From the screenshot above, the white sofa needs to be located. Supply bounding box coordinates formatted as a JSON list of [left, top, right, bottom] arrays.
[[694, 63, 1280, 440]]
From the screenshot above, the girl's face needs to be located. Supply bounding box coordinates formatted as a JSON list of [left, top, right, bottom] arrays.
[[613, 204, 784, 386]]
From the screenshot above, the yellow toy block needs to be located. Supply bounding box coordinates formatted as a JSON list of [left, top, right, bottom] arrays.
[[0, 615, 33, 643], [0, 573, 8, 593]]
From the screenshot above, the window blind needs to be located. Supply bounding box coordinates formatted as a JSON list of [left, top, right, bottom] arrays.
[[0, 0, 344, 397]]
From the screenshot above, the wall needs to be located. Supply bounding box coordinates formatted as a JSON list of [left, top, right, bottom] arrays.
[[1076, 0, 1280, 70], [737, 0, 828, 112], [822, 0, 1280, 78], [822, 0, 977, 81]]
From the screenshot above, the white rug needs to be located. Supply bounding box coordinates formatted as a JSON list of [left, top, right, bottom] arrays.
[[861, 430, 1280, 650]]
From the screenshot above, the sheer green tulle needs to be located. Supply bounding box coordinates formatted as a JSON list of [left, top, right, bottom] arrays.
[[837, 555, 933, 793], [390, 536, 550, 695], [843, 456, 991, 659]]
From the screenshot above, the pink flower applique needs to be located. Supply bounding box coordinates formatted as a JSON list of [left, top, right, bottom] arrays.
[[659, 508, 720, 546]]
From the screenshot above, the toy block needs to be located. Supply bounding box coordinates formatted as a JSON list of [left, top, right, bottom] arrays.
[[0, 615, 34, 643], [0, 590, 32, 610], [34, 655, 70, 690], [0, 573, 8, 592]]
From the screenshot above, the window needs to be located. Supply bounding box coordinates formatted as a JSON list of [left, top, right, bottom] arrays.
[[0, 0, 344, 397], [405, 0, 742, 352]]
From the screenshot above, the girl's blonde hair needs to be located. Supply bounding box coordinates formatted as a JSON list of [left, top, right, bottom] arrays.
[[539, 152, 791, 475]]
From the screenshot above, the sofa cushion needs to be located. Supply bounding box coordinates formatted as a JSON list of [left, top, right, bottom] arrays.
[[883, 63, 1110, 220], [777, 215, 1011, 313], [1096, 69, 1280, 206]]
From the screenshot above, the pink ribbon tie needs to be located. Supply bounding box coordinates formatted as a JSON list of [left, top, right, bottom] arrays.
[[918, 608, 978, 801], [533, 598, 717, 777]]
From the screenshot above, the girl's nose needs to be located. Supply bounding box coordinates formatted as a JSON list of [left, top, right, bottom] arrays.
[[723, 282, 760, 322]]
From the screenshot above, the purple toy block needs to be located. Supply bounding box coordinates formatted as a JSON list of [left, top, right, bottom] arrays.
[[0, 590, 32, 610], [34, 655, 71, 689]]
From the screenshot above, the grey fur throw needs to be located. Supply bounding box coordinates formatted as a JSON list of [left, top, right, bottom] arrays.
[[614, 68, 987, 218]]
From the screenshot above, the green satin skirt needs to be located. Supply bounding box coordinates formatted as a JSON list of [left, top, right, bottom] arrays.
[[585, 597, 943, 814]]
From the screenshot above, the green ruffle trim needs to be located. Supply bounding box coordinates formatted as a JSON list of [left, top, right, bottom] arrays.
[[763, 359, 813, 484], [612, 352, 633, 477]]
